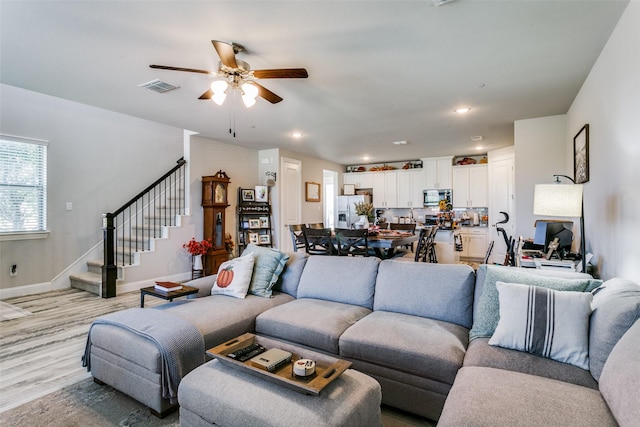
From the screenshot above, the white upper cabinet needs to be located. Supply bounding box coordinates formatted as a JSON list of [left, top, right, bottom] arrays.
[[343, 172, 373, 189], [396, 169, 426, 208], [372, 171, 398, 208], [422, 156, 453, 189], [452, 164, 488, 208]]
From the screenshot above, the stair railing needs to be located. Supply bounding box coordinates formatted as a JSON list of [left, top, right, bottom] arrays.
[[102, 158, 187, 298]]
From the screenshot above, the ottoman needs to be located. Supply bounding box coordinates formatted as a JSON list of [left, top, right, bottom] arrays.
[[179, 359, 383, 427]]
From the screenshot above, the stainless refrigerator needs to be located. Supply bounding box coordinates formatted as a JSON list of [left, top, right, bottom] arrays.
[[336, 195, 371, 229]]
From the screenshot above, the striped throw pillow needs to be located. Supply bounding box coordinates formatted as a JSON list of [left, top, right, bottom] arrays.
[[489, 281, 593, 369]]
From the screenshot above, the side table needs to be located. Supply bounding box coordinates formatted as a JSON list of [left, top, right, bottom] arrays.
[[140, 285, 198, 308]]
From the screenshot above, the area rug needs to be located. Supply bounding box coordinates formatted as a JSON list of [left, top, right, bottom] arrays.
[[1, 378, 179, 427], [1, 377, 433, 427], [0, 301, 32, 321]]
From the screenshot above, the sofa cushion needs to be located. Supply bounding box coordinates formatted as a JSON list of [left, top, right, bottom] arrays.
[[339, 311, 468, 385], [470, 264, 601, 340], [463, 338, 598, 389], [489, 281, 593, 369], [438, 367, 617, 427], [271, 251, 308, 298], [589, 278, 640, 381], [599, 319, 640, 426], [211, 253, 255, 299], [241, 244, 289, 298], [157, 293, 294, 349], [296, 256, 381, 309], [255, 298, 372, 353], [373, 261, 475, 328]]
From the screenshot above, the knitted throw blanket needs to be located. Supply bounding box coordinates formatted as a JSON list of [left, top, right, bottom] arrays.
[[82, 307, 204, 403]]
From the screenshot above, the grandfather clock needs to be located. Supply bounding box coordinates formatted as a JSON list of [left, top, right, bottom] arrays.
[[202, 171, 231, 276]]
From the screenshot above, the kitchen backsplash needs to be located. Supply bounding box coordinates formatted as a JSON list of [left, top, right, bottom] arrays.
[[376, 207, 488, 227]]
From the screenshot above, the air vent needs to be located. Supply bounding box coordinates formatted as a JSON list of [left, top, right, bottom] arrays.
[[138, 79, 179, 93]]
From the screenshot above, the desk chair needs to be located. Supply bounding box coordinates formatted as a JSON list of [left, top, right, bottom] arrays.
[[335, 229, 369, 257], [303, 227, 335, 255], [390, 223, 417, 252], [289, 224, 306, 252]]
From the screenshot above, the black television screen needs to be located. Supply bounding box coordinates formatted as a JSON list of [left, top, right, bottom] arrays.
[[533, 220, 574, 253]]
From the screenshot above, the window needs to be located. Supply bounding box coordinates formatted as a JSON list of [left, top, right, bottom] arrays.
[[0, 134, 48, 237]]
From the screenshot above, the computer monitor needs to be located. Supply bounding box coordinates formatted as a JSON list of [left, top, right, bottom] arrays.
[[533, 220, 574, 254]]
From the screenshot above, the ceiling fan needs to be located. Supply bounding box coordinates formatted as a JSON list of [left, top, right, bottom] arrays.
[[150, 40, 308, 107]]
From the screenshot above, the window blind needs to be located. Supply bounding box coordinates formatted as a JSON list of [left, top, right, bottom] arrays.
[[0, 135, 48, 233]]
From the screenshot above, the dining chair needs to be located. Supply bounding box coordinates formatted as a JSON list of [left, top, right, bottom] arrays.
[[288, 224, 306, 252], [306, 222, 325, 229], [335, 228, 369, 257], [390, 223, 417, 252], [303, 227, 335, 255], [426, 226, 438, 263], [414, 228, 430, 262]]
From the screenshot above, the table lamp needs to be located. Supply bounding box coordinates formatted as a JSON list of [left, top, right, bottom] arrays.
[[533, 175, 586, 272]]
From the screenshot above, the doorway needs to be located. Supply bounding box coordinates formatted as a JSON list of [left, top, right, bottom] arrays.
[[323, 170, 338, 229]]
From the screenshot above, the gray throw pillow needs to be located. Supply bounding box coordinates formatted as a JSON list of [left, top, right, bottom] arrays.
[[241, 244, 289, 298], [589, 278, 640, 381], [470, 265, 601, 340]]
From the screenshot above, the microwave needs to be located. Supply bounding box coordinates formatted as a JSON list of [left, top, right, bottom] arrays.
[[423, 189, 452, 207]]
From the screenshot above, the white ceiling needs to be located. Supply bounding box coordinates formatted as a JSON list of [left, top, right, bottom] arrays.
[[0, 1, 628, 166]]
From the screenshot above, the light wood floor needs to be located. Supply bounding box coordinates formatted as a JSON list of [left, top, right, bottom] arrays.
[[0, 288, 166, 413]]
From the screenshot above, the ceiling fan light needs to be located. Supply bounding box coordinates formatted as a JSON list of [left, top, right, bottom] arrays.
[[242, 82, 259, 99], [212, 92, 227, 106], [211, 80, 228, 94], [241, 95, 257, 108]]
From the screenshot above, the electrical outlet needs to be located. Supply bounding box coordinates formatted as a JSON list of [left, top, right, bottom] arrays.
[[10, 264, 18, 276]]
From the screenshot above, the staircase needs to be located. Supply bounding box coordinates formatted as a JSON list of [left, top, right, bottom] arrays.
[[70, 158, 191, 297]]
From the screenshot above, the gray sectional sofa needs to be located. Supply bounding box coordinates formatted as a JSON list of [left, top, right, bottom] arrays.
[[84, 251, 640, 425]]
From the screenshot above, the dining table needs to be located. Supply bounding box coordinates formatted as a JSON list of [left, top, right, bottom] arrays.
[[367, 231, 419, 259]]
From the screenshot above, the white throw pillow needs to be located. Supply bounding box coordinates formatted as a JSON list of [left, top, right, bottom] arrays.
[[489, 281, 593, 369], [211, 253, 255, 299]]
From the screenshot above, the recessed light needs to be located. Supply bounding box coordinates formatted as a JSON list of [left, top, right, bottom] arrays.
[[470, 136, 483, 142], [392, 140, 408, 145], [475, 146, 484, 150], [291, 132, 302, 138], [363, 156, 370, 161], [454, 107, 471, 114]]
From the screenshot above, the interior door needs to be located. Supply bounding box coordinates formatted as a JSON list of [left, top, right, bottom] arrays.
[[489, 155, 515, 263], [280, 157, 302, 252]]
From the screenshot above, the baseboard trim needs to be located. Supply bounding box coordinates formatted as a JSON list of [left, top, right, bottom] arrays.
[[0, 281, 68, 300]]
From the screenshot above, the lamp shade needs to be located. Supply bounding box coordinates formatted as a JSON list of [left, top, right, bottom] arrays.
[[241, 82, 258, 107], [533, 184, 583, 217]]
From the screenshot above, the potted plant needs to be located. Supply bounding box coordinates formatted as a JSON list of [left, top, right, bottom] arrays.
[[183, 238, 213, 275], [354, 201, 374, 228]]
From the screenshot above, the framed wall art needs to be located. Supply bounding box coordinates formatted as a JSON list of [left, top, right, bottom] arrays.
[[259, 216, 269, 228], [255, 185, 268, 202], [241, 188, 255, 202], [305, 182, 321, 202], [249, 233, 259, 244], [343, 184, 355, 196], [573, 124, 589, 184], [259, 234, 271, 245], [248, 219, 261, 229]]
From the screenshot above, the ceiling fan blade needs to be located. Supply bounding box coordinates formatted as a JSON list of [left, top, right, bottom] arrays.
[[198, 89, 213, 100], [150, 64, 212, 74], [211, 40, 238, 69], [253, 68, 308, 79], [253, 82, 283, 104]]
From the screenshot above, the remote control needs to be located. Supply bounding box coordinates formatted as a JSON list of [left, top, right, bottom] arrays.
[[227, 343, 266, 362]]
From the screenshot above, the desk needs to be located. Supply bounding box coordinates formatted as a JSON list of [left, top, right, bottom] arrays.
[[368, 233, 419, 259]]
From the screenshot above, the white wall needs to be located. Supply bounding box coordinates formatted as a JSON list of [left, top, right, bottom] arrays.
[[0, 84, 184, 290], [514, 115, 568, 241], [566, 1, 640, 282]]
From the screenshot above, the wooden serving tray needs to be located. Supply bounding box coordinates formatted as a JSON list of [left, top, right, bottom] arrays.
[[206, 333, 351, 395]]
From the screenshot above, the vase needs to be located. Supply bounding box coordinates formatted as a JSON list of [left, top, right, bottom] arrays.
[[193, 254, 203, 271], [359, 215, 370, 230]]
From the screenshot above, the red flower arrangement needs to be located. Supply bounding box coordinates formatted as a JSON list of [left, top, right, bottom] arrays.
[[183, 238, 213, 256]]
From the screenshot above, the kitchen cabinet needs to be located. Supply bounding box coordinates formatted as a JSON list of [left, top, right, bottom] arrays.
[[372, 171, 397, 208], [457, 227, 489, 259], [396, 169, 426, 208], [343, 172, 373, 189], [422, 156, 453, 189], [452, 164, 488, 208]]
